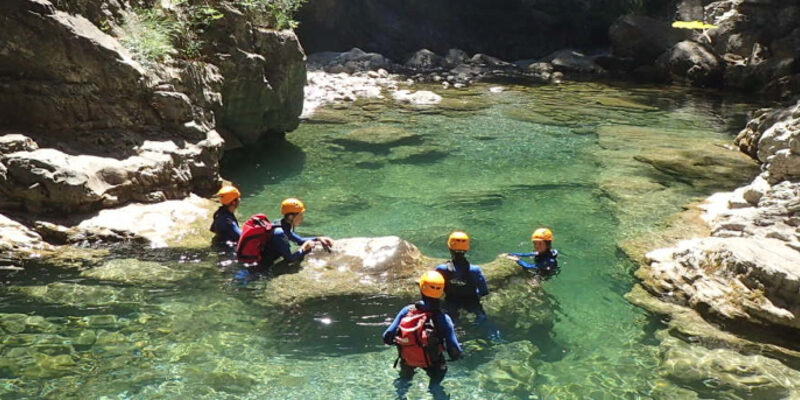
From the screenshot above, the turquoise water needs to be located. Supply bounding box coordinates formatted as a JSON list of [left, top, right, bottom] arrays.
[[0, 82, 766, 399]]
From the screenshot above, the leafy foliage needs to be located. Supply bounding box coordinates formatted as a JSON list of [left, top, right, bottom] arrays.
[[236, 0, 308, 29], [119, 8, 177, 66]]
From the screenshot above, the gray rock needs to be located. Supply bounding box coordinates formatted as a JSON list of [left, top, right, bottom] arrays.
[[0, 213, 54, 259], [81, 259, 189, 286], [404, 49, 445, 70], [444, 48, 469, 67], [542, 49, 605, 74], [742, 175, 771, 205], [656, 41, 724, 87]]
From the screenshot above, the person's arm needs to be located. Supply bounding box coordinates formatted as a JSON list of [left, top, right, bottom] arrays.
[[508, 252, 535, 257], [286, 229, 315, 245], [229, 216, 241, 239], [275, 232, 312, 262], [474, 267, 489, 296], [516, 259, 538, 270], [382, 305, 411, 344], [438, 313, 463, 360]]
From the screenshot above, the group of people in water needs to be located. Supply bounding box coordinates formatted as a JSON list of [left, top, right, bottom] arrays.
[[209, 185, 560, 396]]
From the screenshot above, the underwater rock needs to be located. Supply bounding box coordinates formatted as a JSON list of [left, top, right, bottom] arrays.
[[387, 145, 447, 164], [75, 194, 216, 248], [472, 340, 541, 395], [333, 126, 423, 151], [81, 259, 189, 286], [657, 332, 800, 398], [12, 282, 144, 308]]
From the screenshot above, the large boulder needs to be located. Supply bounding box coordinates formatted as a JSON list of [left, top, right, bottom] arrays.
[[404, 49, 446, 70], [641, 237, 800, 331], [308, 48, 395, 74], [655, 41, 724, 87], [0, 134, 223, 213], [609, 15, 685, 65], [259, 236, 524, 306], [541, 49, 605, 74], [75, 194, 217, 248]]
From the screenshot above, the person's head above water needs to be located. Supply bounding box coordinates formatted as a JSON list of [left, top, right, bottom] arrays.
[[281, 197, 306, 227], [419, 270, 445, 299], [447, 231, 470, 252], [531, 227, 553, 252], [216, 186, 241, 209]]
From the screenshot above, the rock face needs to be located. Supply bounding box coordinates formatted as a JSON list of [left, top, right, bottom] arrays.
[[0, 0, 308, 218], [206, 5, 306, 144], [0, 214, 54, 260]]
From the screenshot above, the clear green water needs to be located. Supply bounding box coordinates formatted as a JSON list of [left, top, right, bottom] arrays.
[[1, 82, 765, 399]]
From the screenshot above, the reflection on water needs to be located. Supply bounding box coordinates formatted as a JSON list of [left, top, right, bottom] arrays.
[[0, 82, 771, 399]]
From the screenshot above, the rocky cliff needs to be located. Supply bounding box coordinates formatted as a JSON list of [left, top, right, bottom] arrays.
[[609, 0, 800, 97], [0, 0, 305, 215]]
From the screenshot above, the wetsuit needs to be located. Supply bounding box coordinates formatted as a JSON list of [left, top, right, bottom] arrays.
[[382, 298, 462, 388], [509, 249, 559, 276], [209, 206, 240, 249], [258, 219, 318, 269], [435, 259, 489, 325]]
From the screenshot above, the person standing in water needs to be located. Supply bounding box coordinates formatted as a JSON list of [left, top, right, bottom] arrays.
[[434, 231, 490, 326], [383, 270, 462, 398], [505, 228, 559, 278], [210, 185, 242, 250]]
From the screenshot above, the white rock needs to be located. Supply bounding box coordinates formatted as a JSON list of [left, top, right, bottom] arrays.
[[391, 90, 442, 105]]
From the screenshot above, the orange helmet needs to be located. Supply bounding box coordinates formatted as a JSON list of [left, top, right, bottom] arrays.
[[216, 186, 241, 205], [419, 271, 445, 298], [447, 231, 470, 251], [280, 198, 306, 215], [531, 228, 553, 242]]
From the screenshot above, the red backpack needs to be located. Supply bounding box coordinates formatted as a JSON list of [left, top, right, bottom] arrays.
[[235, 214, 274, 264], [394, 306, 442, 368]]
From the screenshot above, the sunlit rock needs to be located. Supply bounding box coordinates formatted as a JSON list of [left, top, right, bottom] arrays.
[[392, 90, 442, 105], [75, 194, 216, 248], [0, 213, 54, 259], [260, 237, 527, 306]]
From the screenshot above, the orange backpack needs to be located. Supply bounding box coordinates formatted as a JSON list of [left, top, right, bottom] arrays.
[[394, 306, 442, 368]]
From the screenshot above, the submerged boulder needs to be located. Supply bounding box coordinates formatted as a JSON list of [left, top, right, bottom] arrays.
[[332, 126, 424, 152], [81, 258, 191, 286]]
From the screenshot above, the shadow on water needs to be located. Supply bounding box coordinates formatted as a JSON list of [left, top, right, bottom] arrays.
[[219, 137, 306, 193]]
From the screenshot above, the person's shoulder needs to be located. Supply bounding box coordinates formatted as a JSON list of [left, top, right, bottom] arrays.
[[470, 264, 484, 272], [434, 263, 449, 271], [550, 249, 559, 257]]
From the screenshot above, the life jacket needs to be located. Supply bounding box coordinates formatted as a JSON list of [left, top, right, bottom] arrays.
[[235, 214, 274, 264], [394, 306, 443, 368]]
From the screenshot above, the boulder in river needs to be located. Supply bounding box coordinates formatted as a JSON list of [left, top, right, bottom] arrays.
[[655, 41, 725, 87], [609, 14, 685, 65], [259, 236, 526, 307]]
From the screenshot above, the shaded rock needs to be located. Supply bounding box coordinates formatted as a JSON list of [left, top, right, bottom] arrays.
[[444, 48, 469, 67], [656, 41, 724, 87], [387, 145, 447, 164], [209, 9, 307, 144], [75, 194, 216, 248], [318, 48, 394, 74], [609, 15, 685, 65], [404, 49, 445, 70], [81, 258, 189, 285], [543, 49, 605, 74]]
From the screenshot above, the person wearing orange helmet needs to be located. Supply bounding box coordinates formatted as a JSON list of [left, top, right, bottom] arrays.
[[382, 270, 462, 397], [256, 197, 334, 271], [505, 228, 559, 278], [434, 231, 489, 326], [210, 185, 242, 249]]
